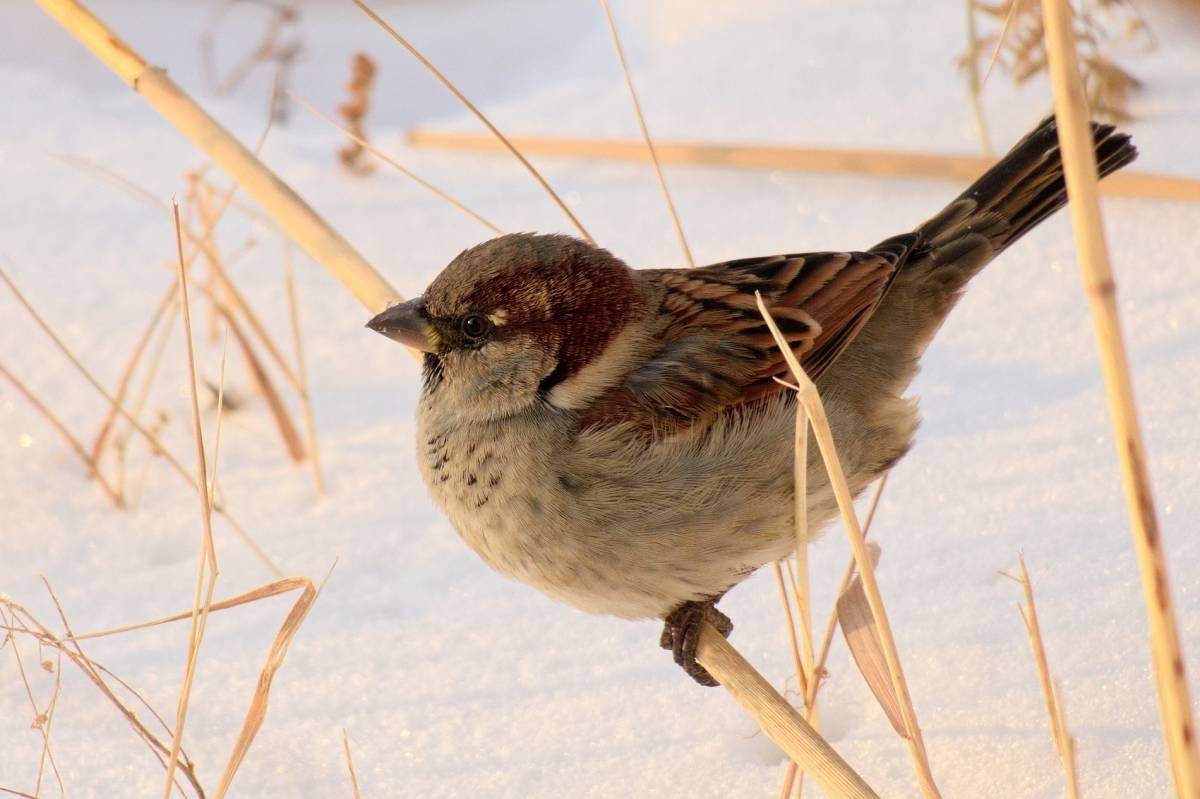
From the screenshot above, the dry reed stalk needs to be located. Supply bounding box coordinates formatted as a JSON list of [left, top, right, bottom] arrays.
[[983, 0, 1025, 85], [1053, 680, 1079, 799], [598, 0, 693, 267], [774, 562, 810, 699], [0, 360, 122, 507], [782, 394, 816, 799], [964, 0, 994, 155], [405, 129, 1200, 203], [809, 475, 889, 708], [1003, 556, 1079, 797], [757, 295, 941, 799], [343, 729, 363, 799], [788, 400, 816, 681], [337, 53, 377, 175], [163, 202, 222, 799], [693, 624, 878, 799], [778, 762, 797, 799], [0, 261, 282, 577], [213, 568, 327, 798], [352, 0, 595, 245], [36, 0, 400, 315], [283, 245, 326, 495], [89, 280, 175, 466], [191, 180, 303, 394], [70, 576, 314, 641], [220, 294, 307, 462], [784, 560, 815, 692], [1042, 0, 1200, 791], [119, 302, 179, 503], [287, 90, 504, 236]]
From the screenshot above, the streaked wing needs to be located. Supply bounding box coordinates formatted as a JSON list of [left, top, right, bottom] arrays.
[[579, 234, 916, 433]]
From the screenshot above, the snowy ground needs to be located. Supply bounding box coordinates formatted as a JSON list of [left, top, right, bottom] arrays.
[[2, 1, 1200, 796]]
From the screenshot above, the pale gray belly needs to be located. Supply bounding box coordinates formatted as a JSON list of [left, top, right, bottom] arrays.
[[415, 393, 917, 620]]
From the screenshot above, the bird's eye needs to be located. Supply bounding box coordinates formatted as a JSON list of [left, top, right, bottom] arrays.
[[460, 313, 490, 340]]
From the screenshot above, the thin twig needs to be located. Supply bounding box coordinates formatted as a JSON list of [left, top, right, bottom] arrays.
[[352, 0, 594, 244], [90, 280, 176, 466], [343, 729, 363, 799], [0, 360, 122, 507], [598, 0, 693, 266], [287, 90, 503, 236], [163, 201, 221, 799], [965, 0, 994, 155], [774, 562, 809, 699], [34, 650, 63, 798], [284, 244, 326, 495], [1003, 555, 1079, 797]]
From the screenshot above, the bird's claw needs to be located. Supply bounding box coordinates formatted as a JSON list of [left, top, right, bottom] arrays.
[[659, 599, 733, 687]]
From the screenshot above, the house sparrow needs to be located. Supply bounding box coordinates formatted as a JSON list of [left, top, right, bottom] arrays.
[[368, 117, 1136, 686]]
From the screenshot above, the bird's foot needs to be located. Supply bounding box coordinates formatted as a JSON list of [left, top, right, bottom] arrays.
[[659, 599, 733, 687]]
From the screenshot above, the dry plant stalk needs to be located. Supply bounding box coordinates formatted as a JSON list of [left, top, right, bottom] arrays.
[[2, 607, 66, 796], [201, 0, 301, 120], [693, 624, 879, 799], [2, 589, 207, 797], [193, 279, 307, 463], [1003, 556, 1079, 797], [283, 245, 326, 495], [404, 129, 1200, 204], [963, 0, 1146, 122], [773, 562, 810, 700], [0, 359, 122, 507], [343, 729, 363, 799], [1042, 0, 1200, 790], [89, 280, 175, 466], [599, 0, 694, 267], [287, 89, 504, 236], [0, 260, 281, 577], [353, 0, 596, 246], [35, 0, 400, 315], [757, 295, 941, 799], [162, 202, 222, 798], [964, 0, 994, 155], [191, 180, 303, 393], [213, 571, 324, 798], [337, 53, 378, 175]]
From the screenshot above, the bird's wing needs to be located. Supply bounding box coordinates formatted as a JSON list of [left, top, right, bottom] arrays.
[[578, 234, 916, 434]]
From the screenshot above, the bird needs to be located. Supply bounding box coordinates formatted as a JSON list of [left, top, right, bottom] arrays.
[[367, 116, 1136, 686]]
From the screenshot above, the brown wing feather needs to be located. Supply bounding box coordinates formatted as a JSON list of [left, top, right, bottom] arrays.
[[578, 234, 916, 434]]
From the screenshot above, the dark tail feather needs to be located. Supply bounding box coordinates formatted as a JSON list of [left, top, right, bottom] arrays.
[[915, 115, 1138, 256]]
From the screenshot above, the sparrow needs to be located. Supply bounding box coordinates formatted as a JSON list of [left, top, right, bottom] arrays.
[[368, 117, 1136, 686]]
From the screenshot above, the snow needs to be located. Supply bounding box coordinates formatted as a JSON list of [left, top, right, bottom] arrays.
[[2, 0, 1199, 796]]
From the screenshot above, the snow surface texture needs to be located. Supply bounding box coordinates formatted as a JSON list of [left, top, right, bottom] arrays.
[[2, 1, 1199, 796]]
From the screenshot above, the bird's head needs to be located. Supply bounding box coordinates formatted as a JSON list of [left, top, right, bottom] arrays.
[[367, 233, 648, 422]]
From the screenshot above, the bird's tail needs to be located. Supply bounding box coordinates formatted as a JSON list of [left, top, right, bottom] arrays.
[[828, 117, 1138, 437], [914, 115, 1138, 259]]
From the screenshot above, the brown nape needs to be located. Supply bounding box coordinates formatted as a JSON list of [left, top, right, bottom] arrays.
[[430, 233, 645, 394]]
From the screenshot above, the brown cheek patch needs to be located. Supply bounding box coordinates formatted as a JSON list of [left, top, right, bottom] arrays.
[[466, 253, 642, 396]]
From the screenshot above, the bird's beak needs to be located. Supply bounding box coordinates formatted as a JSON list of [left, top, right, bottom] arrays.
[[366, 297, 439, 353]]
